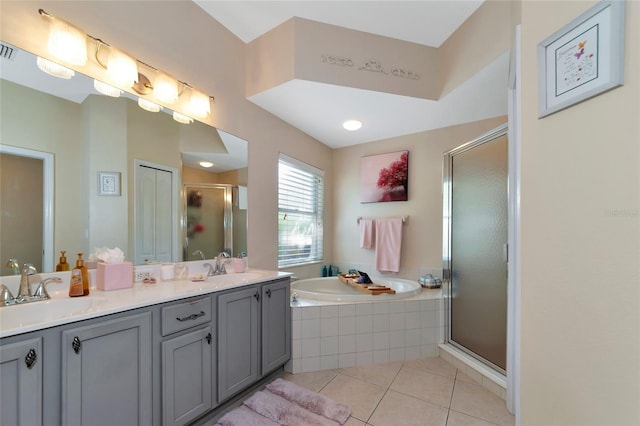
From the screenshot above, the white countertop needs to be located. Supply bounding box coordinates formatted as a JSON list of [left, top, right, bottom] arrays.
[[0, 268, 290, 338]]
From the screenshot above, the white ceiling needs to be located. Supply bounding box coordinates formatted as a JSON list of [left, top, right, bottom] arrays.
[[195, 0, 509, 148]]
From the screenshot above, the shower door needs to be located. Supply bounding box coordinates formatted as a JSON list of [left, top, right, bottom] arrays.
[[443, 125, 508, 372], [183, 184, 233, 261]]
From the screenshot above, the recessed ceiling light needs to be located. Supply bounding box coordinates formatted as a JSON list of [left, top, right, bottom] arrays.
[[199, 161, 214, 168], [343, 120, 362, 131]]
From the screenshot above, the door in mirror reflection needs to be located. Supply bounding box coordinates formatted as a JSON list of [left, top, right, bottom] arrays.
[[136, 164, 174, 265], [0, 153, 43, 273]]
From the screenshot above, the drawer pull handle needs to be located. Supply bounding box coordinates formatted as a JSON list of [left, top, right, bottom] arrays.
[[25, 348, 37, 369], [72, 336, 81, 354], [254, 291, 260, 302], [206, 333, 212, 345], [176, 311, 205, 322], [266, 288, 272, 298]]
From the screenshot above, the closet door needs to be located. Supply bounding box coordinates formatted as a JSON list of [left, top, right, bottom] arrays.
[[136, 165, 173, 265]]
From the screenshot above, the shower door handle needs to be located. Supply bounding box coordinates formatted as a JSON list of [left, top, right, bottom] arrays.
[[503, 243, 508, 263]]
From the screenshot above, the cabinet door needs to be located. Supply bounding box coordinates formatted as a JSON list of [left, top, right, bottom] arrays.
[[0, 337, 42, 426], [217, 286, 259, 402], [62, 312, 152, 426], [162, 327, 213, 426], [261, 279, 291, 375]]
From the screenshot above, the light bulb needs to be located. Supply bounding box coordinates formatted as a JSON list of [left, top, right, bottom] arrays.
[[173, 111, 193, 124], [138, 98, 162, 112], [188, 90, 211, 118], [153, 73, 178, 104], [36, 56, 75, 79], [94, 80, 122, 97], [47, 18, 87, 66], [199, 161, 214, 168], [343, 120, 363, 131], [107, 48, 138, 88]]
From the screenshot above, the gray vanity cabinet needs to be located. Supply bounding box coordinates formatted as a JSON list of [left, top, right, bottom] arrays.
[[162, 326, 213, 426], [261, 279, 291, 375], [217, 285, 260, 402], [159, 296, 215, 426], [61, 312, 152, 426], [0, 337, 43, 426], [217, 278, 291, 402]]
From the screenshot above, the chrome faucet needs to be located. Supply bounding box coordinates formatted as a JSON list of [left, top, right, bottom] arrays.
[[17, 264, 37, 299], [0, 285, 14, 306], [1, 274, 62, 307], [6, 258, 19, 275], [203, 262, 215, 277], [33, 277, 63, 300], [216, 252, 231, 275], [192, 250, 206, 260]]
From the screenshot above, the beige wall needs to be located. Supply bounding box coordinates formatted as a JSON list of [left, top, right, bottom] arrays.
[[520, 1, 640, 424], [0, 80, 86, 257], [438, 0, 514, 97], [329, 117, 506, 281]]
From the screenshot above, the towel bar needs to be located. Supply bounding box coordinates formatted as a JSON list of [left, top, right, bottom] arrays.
[[357, 216, 408, 224]]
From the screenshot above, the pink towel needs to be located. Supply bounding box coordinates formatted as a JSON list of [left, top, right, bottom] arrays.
[[359, 219, 375, 249], [375, 218, 403, 272]]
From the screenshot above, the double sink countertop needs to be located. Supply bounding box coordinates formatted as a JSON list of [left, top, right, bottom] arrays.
[[0, 265, 290, 338]]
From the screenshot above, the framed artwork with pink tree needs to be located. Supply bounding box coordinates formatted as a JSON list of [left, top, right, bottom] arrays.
[[360, 150, 408, 203]]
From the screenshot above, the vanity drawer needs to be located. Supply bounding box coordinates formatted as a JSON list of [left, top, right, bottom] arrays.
[[161, 297, 212, 336]]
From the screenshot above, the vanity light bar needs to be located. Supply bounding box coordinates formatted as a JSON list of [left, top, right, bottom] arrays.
[[37, 9, 215, 124]]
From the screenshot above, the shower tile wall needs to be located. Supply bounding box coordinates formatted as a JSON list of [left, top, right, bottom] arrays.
[[286, 298, 444, 374]]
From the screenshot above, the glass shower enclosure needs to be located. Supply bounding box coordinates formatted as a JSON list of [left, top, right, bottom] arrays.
[[443, 125, 508, 373]]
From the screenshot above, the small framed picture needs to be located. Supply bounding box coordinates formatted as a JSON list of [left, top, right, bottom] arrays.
[[537, 1, 625, 118], [98, 171, 121, 196]]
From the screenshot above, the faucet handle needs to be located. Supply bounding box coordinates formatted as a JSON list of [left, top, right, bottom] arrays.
[[203, 263, 215, 277], [0, 284, 15, 306], [33, 277, 62, 300]]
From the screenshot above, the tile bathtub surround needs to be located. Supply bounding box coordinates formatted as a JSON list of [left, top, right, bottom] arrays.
[[281, 357, 515, 426], [287, 297, 443, 374]]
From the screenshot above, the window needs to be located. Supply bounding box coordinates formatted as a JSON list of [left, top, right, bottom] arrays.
[[278, 154, 324, 267]]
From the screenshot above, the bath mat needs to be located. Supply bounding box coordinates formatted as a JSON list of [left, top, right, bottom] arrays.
[[216, 378, 351, 426]]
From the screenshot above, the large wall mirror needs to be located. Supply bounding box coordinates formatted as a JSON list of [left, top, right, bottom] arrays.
[[0, 41, 248, 274]]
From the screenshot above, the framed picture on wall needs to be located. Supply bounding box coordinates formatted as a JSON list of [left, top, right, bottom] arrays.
[[537, 0, 625, 118], [360, 150, 408, 203], [98, 171, 121, 196]]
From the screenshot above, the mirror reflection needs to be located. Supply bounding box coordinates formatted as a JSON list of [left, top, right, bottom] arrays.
[[0, 41, 248, 274]]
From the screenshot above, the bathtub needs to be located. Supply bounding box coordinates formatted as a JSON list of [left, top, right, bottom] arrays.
[[291, 276, 422, 302], [287, 276, 443, 374]]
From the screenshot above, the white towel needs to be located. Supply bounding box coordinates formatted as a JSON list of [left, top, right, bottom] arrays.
[[374, 218, 403, 272], [359, 219, 375, 249]]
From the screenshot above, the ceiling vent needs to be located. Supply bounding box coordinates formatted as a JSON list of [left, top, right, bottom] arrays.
[[0, 43, 18, 61]]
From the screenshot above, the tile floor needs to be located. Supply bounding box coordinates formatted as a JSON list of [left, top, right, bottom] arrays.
[[281, 357, 515, 426]]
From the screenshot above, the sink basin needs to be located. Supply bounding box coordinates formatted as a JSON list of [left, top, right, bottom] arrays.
[[229, 271, 270, 282], [0, 297, 98, 329]]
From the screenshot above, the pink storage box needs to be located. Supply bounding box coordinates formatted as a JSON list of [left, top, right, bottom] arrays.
[[96, 262, 134, 291]]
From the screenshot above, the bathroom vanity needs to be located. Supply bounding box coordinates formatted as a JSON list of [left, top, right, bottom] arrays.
[[0, 269, 291, 426]]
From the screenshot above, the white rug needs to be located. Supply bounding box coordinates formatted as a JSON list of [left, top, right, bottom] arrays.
[[216, 378, 351, 426]]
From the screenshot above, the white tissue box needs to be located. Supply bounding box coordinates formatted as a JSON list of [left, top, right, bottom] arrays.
[[96, 262, 133, 291]]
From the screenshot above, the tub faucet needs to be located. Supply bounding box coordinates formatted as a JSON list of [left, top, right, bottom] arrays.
[[192, 250, 205, 260], [17, 264, 37, 300]]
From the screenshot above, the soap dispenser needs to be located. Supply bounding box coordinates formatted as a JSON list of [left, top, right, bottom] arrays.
[[56, 250, 70, 271], [69, 253, 90, 297]]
